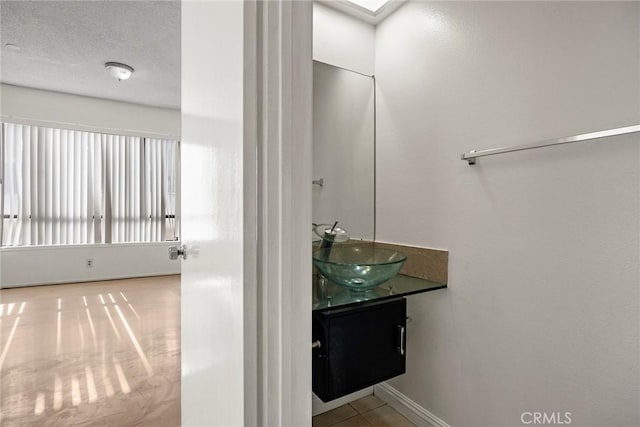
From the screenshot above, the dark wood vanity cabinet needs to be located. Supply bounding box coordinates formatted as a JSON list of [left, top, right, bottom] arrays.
[[312, 298, 407, 402]]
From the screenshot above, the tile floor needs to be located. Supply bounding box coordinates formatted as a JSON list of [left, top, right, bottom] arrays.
[[0, 275, 180, 426], [312, 395, 416, 427]]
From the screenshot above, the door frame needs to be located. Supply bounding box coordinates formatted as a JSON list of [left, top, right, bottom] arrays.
[[251, 1, 313, 425], [181, 0, 312, 425]]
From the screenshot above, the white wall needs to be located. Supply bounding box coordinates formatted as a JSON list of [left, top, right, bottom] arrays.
[[0, 83, 180, 138], [375, 2, 639, 426], [0, 84, 181, 286], [313, 2, 375, 75], [1, 243, 179, 287]]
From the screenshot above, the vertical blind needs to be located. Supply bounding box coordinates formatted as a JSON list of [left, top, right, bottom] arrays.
[[1, 123, 179, 246]]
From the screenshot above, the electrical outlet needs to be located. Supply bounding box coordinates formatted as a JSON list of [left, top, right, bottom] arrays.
[[86, 259, 94, 268]]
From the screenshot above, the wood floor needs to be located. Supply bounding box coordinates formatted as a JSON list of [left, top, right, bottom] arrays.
[[0, 275, 181, 426]]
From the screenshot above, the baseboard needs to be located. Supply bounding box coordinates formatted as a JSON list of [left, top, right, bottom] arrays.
[[312, 387, 374, 416], [374, 382, 449, 427], [1, 272, 180, 288]]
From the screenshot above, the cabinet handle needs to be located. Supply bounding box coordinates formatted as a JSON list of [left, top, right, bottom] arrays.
[[312, 340, 322, 349], [398, 325, 405, 356]]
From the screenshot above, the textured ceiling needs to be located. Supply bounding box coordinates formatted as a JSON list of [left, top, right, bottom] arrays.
[[1, 0, 180, 109]]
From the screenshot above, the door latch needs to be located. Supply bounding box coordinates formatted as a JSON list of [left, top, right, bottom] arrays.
[[168, 245, 186, 260]]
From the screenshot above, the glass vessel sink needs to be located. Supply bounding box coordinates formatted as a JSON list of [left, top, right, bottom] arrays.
[[313, 246, 407, 292]]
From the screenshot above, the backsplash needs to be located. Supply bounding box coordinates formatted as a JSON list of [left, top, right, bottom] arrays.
[[372, 242, 448, 284]]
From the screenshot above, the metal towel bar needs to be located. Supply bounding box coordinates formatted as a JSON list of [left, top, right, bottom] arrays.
[[461, 124, 640, 165]]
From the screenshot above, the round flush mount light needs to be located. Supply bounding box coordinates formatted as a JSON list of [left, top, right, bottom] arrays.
[[105, 62, 134, 81]]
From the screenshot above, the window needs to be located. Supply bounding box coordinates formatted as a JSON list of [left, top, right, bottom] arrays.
[[1, 123, 179, 246]]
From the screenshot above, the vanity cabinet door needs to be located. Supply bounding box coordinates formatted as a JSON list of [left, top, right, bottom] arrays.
[[313, 298, 407, 402]]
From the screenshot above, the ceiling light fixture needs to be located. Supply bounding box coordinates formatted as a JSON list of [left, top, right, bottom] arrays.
[[4, 43, 21, 51], [105, 62, 134, 81], [346, 0, 391, 14]]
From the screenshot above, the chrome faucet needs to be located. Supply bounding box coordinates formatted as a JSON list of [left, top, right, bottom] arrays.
[[319, 221, 340, 250], [313, 222, 349, 300], [313, 221, 349, 251]]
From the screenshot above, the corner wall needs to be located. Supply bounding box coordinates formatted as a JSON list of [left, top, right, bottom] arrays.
[[0, 84, 181, 286], [313, 2, 375, 75], [375, 2, 639, 426]]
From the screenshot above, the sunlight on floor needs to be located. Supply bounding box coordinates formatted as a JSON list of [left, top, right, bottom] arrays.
[[0, 275, 180, 426]]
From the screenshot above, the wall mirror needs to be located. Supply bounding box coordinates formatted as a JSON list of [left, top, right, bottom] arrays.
[[312, 61, 375, 242]]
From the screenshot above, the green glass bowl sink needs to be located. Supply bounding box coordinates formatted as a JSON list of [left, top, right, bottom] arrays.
[[313, 246, 407, 292]]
